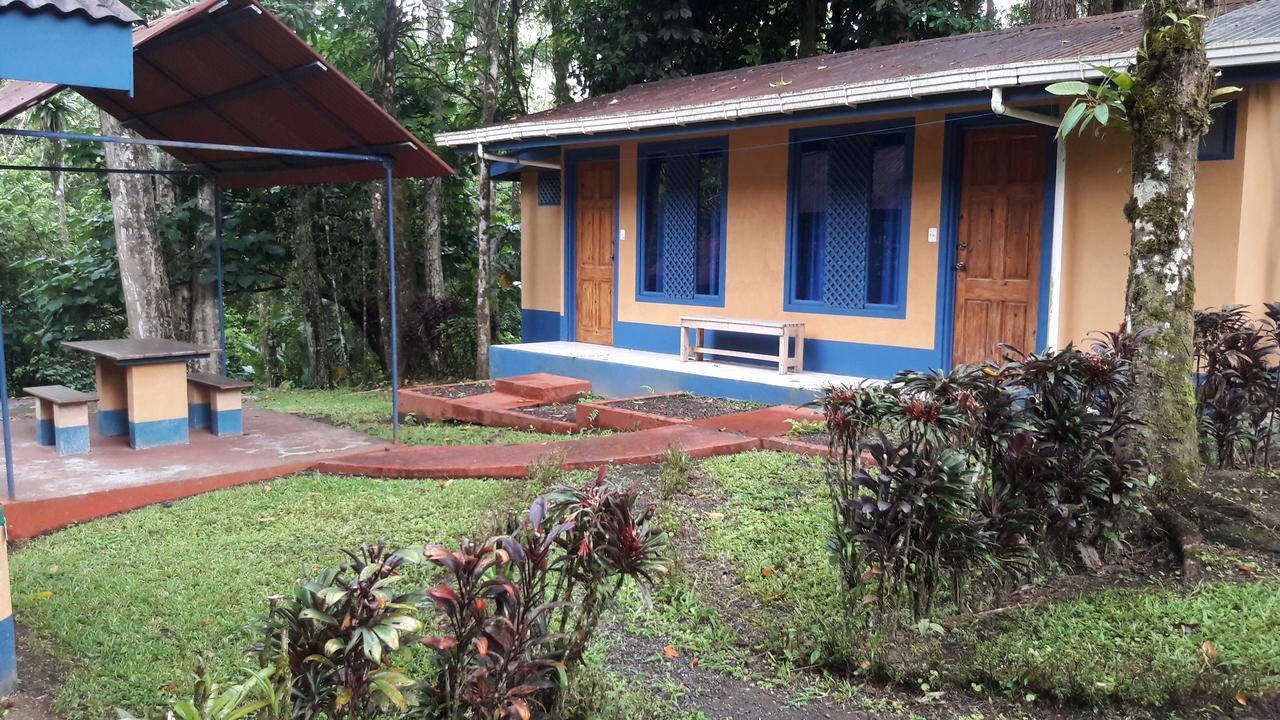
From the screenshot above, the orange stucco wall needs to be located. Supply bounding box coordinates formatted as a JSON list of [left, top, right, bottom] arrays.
[[516, 81, 1276, 358]]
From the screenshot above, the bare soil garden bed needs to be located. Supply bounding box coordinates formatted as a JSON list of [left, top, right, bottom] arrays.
[[516, 403, 579, 423], [419, 380, 494, 399], [601, 393, 760, 421]]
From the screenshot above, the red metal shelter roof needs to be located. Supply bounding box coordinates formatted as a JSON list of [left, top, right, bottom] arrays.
[[0, 0, 452, 187]]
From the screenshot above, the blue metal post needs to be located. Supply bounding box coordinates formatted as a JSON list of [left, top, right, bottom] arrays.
[[385, 162, 399, 443], [214, 184, 227, 376], [0, 302, 13, 500]]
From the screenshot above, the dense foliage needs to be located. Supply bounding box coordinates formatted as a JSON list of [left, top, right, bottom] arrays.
[[819, 332, 1149, 626], [140, 474, 667, 720], [1193, 302, 1280, 468]]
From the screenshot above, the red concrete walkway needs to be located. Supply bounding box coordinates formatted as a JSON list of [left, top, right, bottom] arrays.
[[316, 423, 763, 478]]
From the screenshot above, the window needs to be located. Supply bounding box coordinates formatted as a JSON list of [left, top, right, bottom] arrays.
[[787, 124, 912, 315], [1199, 103, 1236, 161], [637, 138, 728, 304], [537, 170, 561, 205]]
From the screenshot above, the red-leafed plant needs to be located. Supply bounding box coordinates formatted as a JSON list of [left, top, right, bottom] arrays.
[[417, 471, 666, 719]]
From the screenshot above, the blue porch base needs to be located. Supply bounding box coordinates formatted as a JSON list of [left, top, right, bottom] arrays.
[[98, 408, 128, 436], [129, 418, 189, 449], [54, 425, 90, 455], [211, 409, 243, 436], [188, 402, 211, 429], [0, 614, 14, 695], [491, 344, 831, 405], [36, 418, 54, 446], [520, 310, 943, 382]]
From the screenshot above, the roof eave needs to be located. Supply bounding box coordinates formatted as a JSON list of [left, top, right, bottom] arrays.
[[437, 37, 1280, 148]]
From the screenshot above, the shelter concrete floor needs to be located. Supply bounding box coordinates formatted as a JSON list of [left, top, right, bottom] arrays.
[[1, 402, 383, 539]]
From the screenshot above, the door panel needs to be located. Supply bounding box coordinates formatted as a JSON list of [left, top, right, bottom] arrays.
[[575, 158, 616, 345], [952, 125, 1049, 366]]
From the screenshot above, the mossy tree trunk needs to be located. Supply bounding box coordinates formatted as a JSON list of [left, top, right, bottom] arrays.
[[1122, 0, 1214, 502]]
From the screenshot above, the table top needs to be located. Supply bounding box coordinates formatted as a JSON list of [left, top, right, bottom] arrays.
[[62, 338, 216, 362]]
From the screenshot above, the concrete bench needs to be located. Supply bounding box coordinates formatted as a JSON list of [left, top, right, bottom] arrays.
[[24, 385, 96, 455], [679, 315, 805, 374], [187, 373, 252, 436]]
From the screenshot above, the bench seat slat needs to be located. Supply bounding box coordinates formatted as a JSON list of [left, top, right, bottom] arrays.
[[691, 346, 786, 363], [187, 372, 253, 390], [23, 385, 97, 404]]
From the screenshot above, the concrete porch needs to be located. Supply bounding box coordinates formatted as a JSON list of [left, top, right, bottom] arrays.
[[489, 341, 871, 405]]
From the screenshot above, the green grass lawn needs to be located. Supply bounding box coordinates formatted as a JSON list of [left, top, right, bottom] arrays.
[[253, 387, 569, 445], [10, 473, 525, 718], [10, 438, 1279, 718]]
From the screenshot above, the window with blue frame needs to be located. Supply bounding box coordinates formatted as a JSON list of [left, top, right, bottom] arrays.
[[1198, 103, 1236, 161], [787, 125, 912, 316], [637, 138, 728, 304]]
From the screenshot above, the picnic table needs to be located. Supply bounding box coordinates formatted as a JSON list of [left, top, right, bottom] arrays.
[[62, 339, 216, 449]]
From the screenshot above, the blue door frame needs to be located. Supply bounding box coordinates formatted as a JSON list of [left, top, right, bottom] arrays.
[[935, 109, 1060, 369], [561, 146, 621, 342]]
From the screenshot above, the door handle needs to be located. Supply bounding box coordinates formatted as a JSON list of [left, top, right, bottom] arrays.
[[955, 261, 967, 272]]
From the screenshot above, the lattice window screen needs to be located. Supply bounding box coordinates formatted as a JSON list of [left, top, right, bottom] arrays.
[[537, 170, 562, 205], [823, 136, 872, 309], [658, 156, 699, 299]]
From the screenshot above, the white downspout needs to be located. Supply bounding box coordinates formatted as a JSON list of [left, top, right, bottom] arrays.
[[990, 87, 1066, 350]]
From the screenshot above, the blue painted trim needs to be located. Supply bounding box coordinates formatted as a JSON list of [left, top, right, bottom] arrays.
[[937, 109, 1060, 369], [521, 309, 561, 342], [634, 136, 730, 307], [128, 418, 189, 449], [491, 344, 819, 405], [54, 425, 90, 455], [188, 402, 212, 429], [211, 409, 243, 436], [613, 319, 936, 380], [97, 408, 128, 437], [562, 146, 620, 342], [1198, 101, 1237, 161], [0, 614, 16, 695], [36, 419, 54, 446], [0, 11, 133, 91], [488, 91, 1034, 154], [782, 119, 915, 319]]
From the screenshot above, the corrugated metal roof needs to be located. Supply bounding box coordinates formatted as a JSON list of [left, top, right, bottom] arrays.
[[0, 0, 140, 24], [445, 1, 1267, 145], [1207, 0, 1280, 43], [0, 0, 452, 187]]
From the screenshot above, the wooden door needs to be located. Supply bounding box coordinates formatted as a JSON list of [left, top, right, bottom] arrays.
[[574, 158, 616, 345], [952, 125, 1049, 366]]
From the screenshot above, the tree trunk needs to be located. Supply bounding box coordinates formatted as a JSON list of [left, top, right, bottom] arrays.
[[50, 141, 67, 246], [369, 0, 407, 382], [475, 0, 500, 379], [294, 187, 333, 388], [799, 0, 819, 58], [1030, 0, 1078, 23], [1122, 0, 1215, 573], [423, 0, 447, 303], [546, 0, 571, 105], [257, 294, 277, 386], [189, 180, 220, 373], [100, 110, 174, 339]]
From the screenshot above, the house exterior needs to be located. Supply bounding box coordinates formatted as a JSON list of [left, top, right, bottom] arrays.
[[438, 3, 1280, 397]]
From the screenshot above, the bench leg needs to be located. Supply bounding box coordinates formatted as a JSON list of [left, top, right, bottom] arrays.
[[209, 389, 244, 436], [34, 399, 54, 446], [794, 329, 805, 373], [95, 358, 129, 436], [778, 334, 789, 374], [51, 403, 90, 455], [695, 328, 704, 361], [188, 383, 212, 429], [680, 326, 689, 362]]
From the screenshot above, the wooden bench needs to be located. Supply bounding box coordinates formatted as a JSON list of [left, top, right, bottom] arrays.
[[187, 373, 253, 436], [679, 316, 805, 374], [24, 385, 96, 455]]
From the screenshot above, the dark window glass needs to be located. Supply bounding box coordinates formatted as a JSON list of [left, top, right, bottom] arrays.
[[790, 130, 909, 310], [1199, 104, 1235, 160], [640, 145, 726, 299]]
